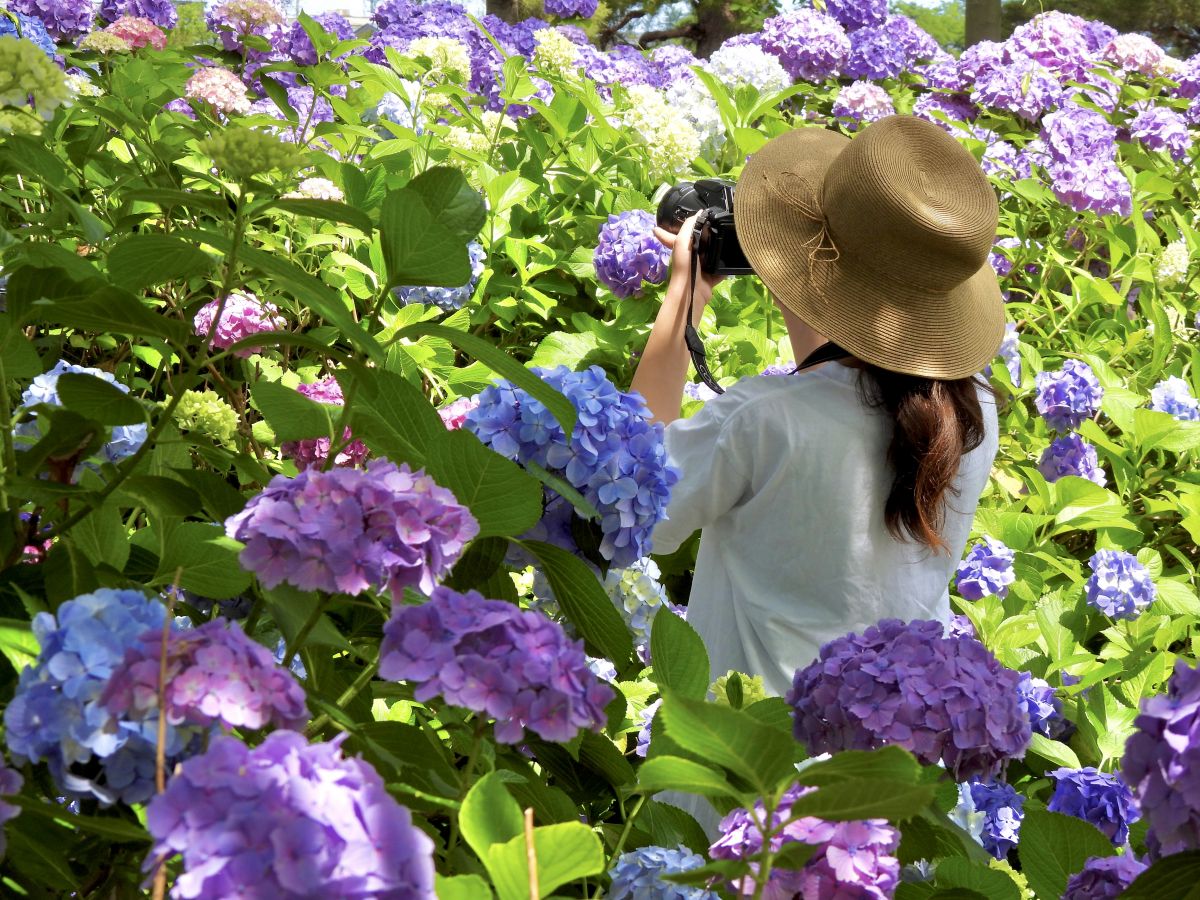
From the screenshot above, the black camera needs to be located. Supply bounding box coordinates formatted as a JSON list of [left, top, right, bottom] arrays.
[[655, 179, 754, 276]]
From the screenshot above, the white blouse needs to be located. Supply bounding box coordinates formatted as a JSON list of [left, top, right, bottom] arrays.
[[651, 362, 999, 698]]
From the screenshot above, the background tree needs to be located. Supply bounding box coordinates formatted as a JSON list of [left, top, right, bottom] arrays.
[[1003, 0, 1200, 56], [894, 0, 965, 52], [965, 0, 1002, 45]]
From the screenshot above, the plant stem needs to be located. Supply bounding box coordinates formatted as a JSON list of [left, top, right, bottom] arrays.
[[606, 794, 646, 868], [305, 661, 379, 738], [282, 595, 327, 670], [445, 720, 488, 856]]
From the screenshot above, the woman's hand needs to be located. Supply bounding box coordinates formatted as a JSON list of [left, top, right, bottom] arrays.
[[656, 213, 726, 305]]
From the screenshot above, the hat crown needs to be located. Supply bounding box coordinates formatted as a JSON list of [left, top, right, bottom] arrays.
[[822, 117, 998, 293]]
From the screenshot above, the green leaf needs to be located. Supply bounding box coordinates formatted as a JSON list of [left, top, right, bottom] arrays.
[[36, 284, 189, 342], [1018, 810, 1115, 900], [1026, 733, 1082, 770], [69, 498, 130, 572], [251, 380, 334, 442], [485, 171, 538, 214], [0, 315, 41, 378], [55, 373, 145, 426], [436, 875, 494, 900], [425, 430, 542, 539], [5, 818, 77, 890], [106, 234, 213, 291], [460, 772, 525, 860], [486, 821, 604, 900], [9, 796, 150, 843], [796, 746, 922, 787], [786, 778, 937, 822], [405, 166, 487, 240], [659, 694, 798, 794], [934, 859, 1020, 900], [262, 584, 350, 650], [636, 756, 741, 799], [265, 198, 373, 234], [0, 617, 39, 671], [650, 610, 710, 701], [379, 188, 471, 289], [519, 540, 637, 674], [1123, 851, 1200, 899], [119, 474, 204, 519], [347, 367, 445, 468], [156, 522, 251, 599]]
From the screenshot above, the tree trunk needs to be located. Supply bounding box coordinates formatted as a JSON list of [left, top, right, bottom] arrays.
[[964, 0, 1003, 46], [485, 0, 521, 24], [692, 0, 743, 58]]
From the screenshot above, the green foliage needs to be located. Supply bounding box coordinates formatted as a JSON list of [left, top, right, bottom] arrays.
[[895, 1, 966, 53]]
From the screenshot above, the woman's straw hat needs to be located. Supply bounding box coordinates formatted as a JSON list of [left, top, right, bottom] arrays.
[[733, 115, 1005, 380]]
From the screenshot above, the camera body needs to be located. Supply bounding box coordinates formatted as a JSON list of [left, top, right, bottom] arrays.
[[655, 179, 754, 276]]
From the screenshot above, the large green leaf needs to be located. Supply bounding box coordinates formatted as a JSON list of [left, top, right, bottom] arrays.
[[107, 234, 213, 291], [251, 380, 335, 442], [405, 166, 487, 240], [1123, 851, 1200, 899], [379, 188, 472, 289], [37, 284, 189, 342], [56, 373, 146, 426], [486, 821, 604, 900], [795, 746, 922, 787], [346, 367, 445, 468], [786, 779, 937, 823], [636, 756, 740, 799], [424, 430, 542, 539], [436, 875, 494, 900], [1018, 810, 1115, 900], [263, 198, 373, 234], [156, 522, 251, 599], [460, 772, 525, 861], [650, 609, 710, 701]]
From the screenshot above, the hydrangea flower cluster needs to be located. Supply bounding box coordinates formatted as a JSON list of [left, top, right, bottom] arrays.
[[946, 614, 976, 639], [1035, 360, 1103, 432], [1149, 376, 1200, 421], [3, 589, 191, 805], [278, 377, 370, 471], [543, 0, 597, 18], [843, 21, 907, 80], [1063, 854, 1148, 900], [0, 765, 22, 859], [1047, 767, 1139, 845], [620, 85, 702, 179], [379, 586, 613, 743], [997, 322, 1022, 385], [284, 176, 345, 202], [1039, 433, 1107, 486], [593, 210, 670, 298], [169, 389, 239, 446], [820, 0, 886, 32], [103, 15, 164, 49], [1038, 104, 1131, 216], [9, 0, 92, 40], [759, 9, 850, 82], [0, 7, 55, 55], [184, 66, 252, 115], [226, 461, 475, 599], [1157, 238, 1191, 285], [146, 731, 435, 898], [1085, 549, 1156, 620], [832, 80, 895, 128], [465, 365, 679, 568], [279, 11, 353, 66], [603, 558, 681, 661], [1007, 11, 1095, 81], [205, 0, 285, 54], [972, 57, 1063, 122], [98, 0, 176, 28], [437, 396, 477, 430], [1017, 671, 1070, 739], [395, 241, 486, 310], [101, 619, 308, 733], [969, 780, 1025, 859], [663, 77, 725, 159], [955, 536, 1016, 600], [608, 845, 716, 900], [1106, 33, 1166, 76], [200, 125, 305, 178], [788, 619, 1031, 780], [705, 42, 790, 95], [79, 30, 132, 53], [193, 292, 286, 355], [710, 783, 900, 899], [16, 360, 148, 465], [1129, 105, 1192, 161], [1123, 659, 1200, 856], [0, 33, 70, 124]]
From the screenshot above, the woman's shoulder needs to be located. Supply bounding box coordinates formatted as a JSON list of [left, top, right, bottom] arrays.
[[710, 367, 859, 416]]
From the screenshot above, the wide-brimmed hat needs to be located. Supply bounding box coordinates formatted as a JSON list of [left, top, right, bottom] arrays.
[[733, 115, 1005, 380]]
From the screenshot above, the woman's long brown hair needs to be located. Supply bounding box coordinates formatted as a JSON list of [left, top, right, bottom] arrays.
[[857, 366, 990, 553]]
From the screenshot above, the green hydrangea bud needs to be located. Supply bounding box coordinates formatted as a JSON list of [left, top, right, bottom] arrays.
[[0, 108, 43, 135], [710, 670, 767, 709], [200, 126, 305, 179], [78, 32, 132, 54], [168, 390, 240, 445], [0, 36, 70, 121]]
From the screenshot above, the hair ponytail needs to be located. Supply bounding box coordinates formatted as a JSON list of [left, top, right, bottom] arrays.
[[858, 366, 990, 553]]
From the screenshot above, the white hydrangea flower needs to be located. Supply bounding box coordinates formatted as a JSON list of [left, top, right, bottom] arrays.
[[405, 36, 471, 84], [664, 78, 725, 160], [1158, 239, 1191, 286], [620, 84, 702, 179], [705, 42, 791, 95], [480, 109, 517, 139], [532, 28, 580, 79], [603, 558, 678, 661], [285, 177, 344, 202], [442, 125, 489, 156], [65, 72, 102, 98]]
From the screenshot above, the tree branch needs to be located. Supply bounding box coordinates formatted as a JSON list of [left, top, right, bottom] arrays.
[[638, 23, 700, 46], [599, 7, 646, 48]]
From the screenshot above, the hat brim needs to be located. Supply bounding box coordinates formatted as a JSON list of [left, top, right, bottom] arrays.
[[734, 127, 1006, 380]]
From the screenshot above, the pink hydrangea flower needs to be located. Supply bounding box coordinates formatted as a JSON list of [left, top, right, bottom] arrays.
[[437, 396, 478, 430], [184, 66, 252, 115], [193, 291, 286, 356], [104, 15, 166, 50], [1105, 33, 1166, 76], [280, 377, 370, 470]]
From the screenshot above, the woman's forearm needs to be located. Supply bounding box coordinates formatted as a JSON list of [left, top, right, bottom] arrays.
[[630, 281, 708, 425]]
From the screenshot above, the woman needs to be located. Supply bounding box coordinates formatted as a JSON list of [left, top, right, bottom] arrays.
[[631, 115, 1004, 698]]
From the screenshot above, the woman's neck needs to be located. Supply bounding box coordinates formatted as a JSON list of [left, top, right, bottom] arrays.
[[779, 304, 830, 364]]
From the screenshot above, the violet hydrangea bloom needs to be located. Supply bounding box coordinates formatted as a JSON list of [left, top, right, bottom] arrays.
[[969, 779, 1024, 859], [1017, 671, 1070, 739], [759, 9, 850, 82], [1047, 767, 1140, 845], [279, 11, 353, 66], [379, 586, 613, 743], [958, 39, 1006, 84], [989, 236, 1020, 277], [10, 0, 93, 40], [635, 698, 659, 758], [1085, 549, 1156, 620], [205, 0, 284, 55], [465, 365, 679, 568], [395, 241, 486, 310], [1123, 659, 1200, 856], [946, 614, 976, 639], [832, 80, 895, 129], [225, 459, 478, 598], [1035, 360, 1103, 432], [1006, 11, 1097, 81], [1149, 376, 1200, 421], [1063, 854, 1148, 900], [788, 619, 1032, 780], [146, 731, 435, 899], [996, 322, 1021, 386], [279, 377, 369, 471], [101, 619, 308, 732], [543, 0, 596, 18], [0, 765, 21, 860], [710, 783, 901, 899], [955, 536, 1016, 600], [1128, 106, 1192, 161], [1105, 32, 1166, 77], [1039, 433, 1106, 486], [843, 21, 907, 80], [912, 92, 978, 132], [817, 0, 885, 32], [97, 0, 174, 28], [971, 56, 1064, 121], [608, 845, 716, 900], [1040, 102, 1117, 161], [193, 292, 284, 356], [593, 210, 670, 299]]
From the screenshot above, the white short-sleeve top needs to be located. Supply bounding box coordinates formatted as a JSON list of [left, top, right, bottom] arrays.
[[651, 362, 999, 698]]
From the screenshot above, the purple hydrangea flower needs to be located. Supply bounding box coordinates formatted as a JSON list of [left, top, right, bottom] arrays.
[[1176, 55, 1200, 99], [1046, 156, 1133, 217], [395, 241, 487, 311], [982, 140, 1031, 181], [1149, 376, 1200, 421], [832, 80, 895, 128], [819, 0, 886, 32], [1124, 659, 1200, 855], [958, 40, 1006, 84], [0, 8, 57, 54], [1081, 20, 1119, 53], [1063, 854, 1148, 900], [593, 211, 670, 299], [760, 9, 850, 82], [683, 381, 718, 402], [917, 56, 967, 91], [193, 292, 286, 357], [1039, 433, 1107, 486], [1085, 549, 1156, 620], [101, 619, 308, 732], [1007, 11, 1097, 82], [0, 765, 21, 859], [224, 460, 479, 598], [465, 366, 679, 568], [543, 0, 596, 18], [989, 237, 1020, 277], [205, 0, 285, 55], [887, 14, 939, 63], [278, 12, 354, 66], [912, 92, 978, 132], [1035, 360, 1103, 432], [788, 619, 1032, 781], [379, 586, 613, 743], [994, 322, 1022, 386], [146, 731, 435, 898], [946, 615, 976, 639], [710, 783, 900, 898], [1017, 671, 1070, 739], [608, 845, 716, 900], [1129, 106, 1192, 161], [955, 537, 1016, 600], [969, 779, 1024, 859], [10, 0, 93, 40], [843, 21, 907, 80], [97, 0, 175, 28], [278, 377, 370, 471], [635, 698, 659, 758], [1105, 33, 1166, 77], [972, 56, 1064, 121], [760, 362, 797, 377], [1048, 767, 1139, 845]]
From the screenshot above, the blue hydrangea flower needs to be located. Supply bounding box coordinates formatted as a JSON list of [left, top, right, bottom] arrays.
[[0, 8, 56, 55], [1063, 854, 1147, 900], [1129, 105, 1192, 162], [1047, 767, 1139, 846], [543, 0, 597, 17], [16, 360, 148, 465], [1149, 376, 1200, 421], [946, 615, 976, 639], [593, 210, 670, 299], [996, 322, 1021, 386], [1035, 360, 1103, 432], [955, 537, 1016, 601], [635, 698, 659, 758], [394, 241, 485, 311], [603, 558, 683, 662], [1017, 671, 1071, 739], [1085, 549, 1156, 620], [1039, 433, 1106, 486], [969, 779, 1024, 859], [608, 844, 717, 899]]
